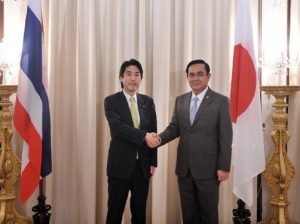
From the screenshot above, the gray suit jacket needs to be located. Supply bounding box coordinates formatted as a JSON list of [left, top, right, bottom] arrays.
[[159, 88, 232, 179]]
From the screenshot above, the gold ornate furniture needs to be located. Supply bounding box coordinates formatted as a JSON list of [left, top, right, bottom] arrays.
[[0, 85, 30, 223], [260, 85, 300, 224]]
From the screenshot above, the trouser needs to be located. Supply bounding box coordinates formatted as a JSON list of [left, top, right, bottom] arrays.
[[178, 172, 220, 224], [106, 163, 149, 224]]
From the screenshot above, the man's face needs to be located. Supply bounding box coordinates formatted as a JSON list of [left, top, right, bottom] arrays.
[[187, 63, 210, 95], [120, 65, 142, 95]]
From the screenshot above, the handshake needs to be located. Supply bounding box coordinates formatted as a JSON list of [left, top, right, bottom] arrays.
[[145, 132, 161, 148]]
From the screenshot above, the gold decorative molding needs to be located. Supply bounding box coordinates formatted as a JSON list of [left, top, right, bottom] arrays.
[[0, 85, 30, 224], [260, 85, 300, 224]]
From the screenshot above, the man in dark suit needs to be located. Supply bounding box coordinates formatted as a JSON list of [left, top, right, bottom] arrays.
[[104, 59, 157, 224], [148, 59, 232, 224]]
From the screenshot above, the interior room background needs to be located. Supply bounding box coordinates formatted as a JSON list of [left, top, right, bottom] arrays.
[[1, 0, 300, 223]]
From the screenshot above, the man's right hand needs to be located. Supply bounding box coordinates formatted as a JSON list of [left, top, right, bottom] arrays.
[[145, 132, 161, 148]]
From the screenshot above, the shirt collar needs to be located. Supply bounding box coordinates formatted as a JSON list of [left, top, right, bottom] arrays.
[[123, 90, 137, 103], [191, 86, 208, 100]]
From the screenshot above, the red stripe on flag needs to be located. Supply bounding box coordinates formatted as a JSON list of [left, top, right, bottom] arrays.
[[13, 97, 42, 202], [20, 162, 40, 202], [230, 44, 256, 123]]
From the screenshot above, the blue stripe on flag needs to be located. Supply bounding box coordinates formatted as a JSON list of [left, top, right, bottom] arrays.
[[41, 91, 52, 177], [20, 8, 42, 92]]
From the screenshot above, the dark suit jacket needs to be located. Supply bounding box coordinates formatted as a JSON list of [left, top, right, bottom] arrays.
[[104, 91, 157, 180], [159, 88, 232, 179]]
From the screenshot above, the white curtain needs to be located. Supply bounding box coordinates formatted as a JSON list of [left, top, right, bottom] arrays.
[[8, 0, 300, 223]]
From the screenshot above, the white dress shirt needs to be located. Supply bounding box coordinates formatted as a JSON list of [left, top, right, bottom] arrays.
[[190, 86, 209, 111]]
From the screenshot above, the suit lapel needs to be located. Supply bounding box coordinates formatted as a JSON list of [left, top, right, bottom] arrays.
[[192, 88, 214, 126], [184, 92, 193, 126], [137, 94, 146, 129], [118, 92, 134, 127]]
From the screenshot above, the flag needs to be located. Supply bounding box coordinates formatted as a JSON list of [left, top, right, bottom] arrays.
[[230, 0, 265, 206], [13, 0, 52, 203]]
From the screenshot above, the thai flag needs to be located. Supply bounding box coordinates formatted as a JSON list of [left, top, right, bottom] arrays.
[[13, 0, 52, 203]]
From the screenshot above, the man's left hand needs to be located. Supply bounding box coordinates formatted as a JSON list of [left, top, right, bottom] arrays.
[[217, 170, 229, 182], [150, 166, 156, 175]]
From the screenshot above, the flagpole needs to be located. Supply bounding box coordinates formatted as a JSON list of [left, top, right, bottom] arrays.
[[32, 179, 51, 224], [257, 0, 263, 222]]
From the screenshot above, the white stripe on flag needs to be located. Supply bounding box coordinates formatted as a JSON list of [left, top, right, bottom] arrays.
[[21, 142, 29, 173], [28, 0, 42, 22], [17, 69, 43, 138]]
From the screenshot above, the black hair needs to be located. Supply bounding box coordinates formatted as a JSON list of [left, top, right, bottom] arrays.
[[185, 59, 210, 76], [119, 59, 143, 88]]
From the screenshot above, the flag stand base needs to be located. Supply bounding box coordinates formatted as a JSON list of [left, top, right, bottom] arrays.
[[233, 199, 251, 224], [0, 85, 31, 224], [260, 85, 300, 224], [32, 194, 51, 224]]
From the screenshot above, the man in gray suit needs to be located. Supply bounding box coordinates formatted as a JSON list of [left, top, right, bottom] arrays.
[[148, 59, 233, 224]]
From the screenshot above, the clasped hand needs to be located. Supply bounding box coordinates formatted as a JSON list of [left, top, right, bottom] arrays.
[[145, 132, 160, 148]]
